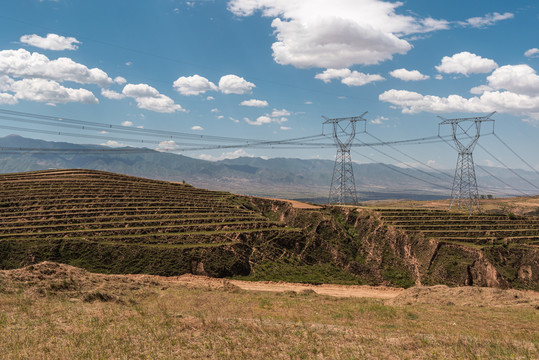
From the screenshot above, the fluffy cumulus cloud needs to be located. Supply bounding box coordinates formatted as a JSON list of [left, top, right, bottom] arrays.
[[218, 74, 255, 94], [114, 76, 127, 85], [0, 73, 97, 106], [122, 83, 185, 113], [380, 64, 539, 121], [524, 48, 539, 58], [156, 140, 180, 152], [228, 0, 449, 69], [0, 49, 112, 86], [10, 78, 98, 104], [20, 33, 81, 51], [370, 115, 388, 124], [460, 12, 514, 28], [389, 68, 429, 81], [240, 99, 269, 107], [435, 52, 498, 76], [244, 108, 289, 126], [0, 92, 17, 105], [101, 88, 125, 100], [485, 65, 539, 96], [173, 74, 218, 95], [315, 68, 384, 86], [191, 125, 204, 131], [198, 148, 257, 161]]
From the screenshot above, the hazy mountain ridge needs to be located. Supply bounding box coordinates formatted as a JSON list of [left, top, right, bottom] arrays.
[[0, 135, 537, 201]]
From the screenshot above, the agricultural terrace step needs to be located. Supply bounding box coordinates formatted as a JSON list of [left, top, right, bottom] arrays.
[[413, 229, 539, 238], [0, 213, 265, 226], [0, 178, 230, 191], [0, 221, 286, 239], [0, 227, 300, 245], [0, 202, 242, 213], [378, 215, 513, 222], [391, 223, 539, 231], [383, 219, 539, 226], [0, 197, 235, 206], [0, 185, 229, 197], [0, 216, 272, 232], [0, 209, 255, 222], [366, 208, 454, 213], [435, 237, 539, 245]]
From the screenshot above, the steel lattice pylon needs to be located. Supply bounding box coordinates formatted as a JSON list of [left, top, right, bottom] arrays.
[[324, 113, 367, 205], [439, 112, 495, 214]]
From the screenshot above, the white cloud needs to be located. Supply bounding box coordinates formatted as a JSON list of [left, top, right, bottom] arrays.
[[114, 76, 127, 85], [0, 49, 112, 87], [485, 64, 539, 96], [218, 74, 255, 94], [435, 52, 498, 76], [304, 100, 312, 105], [379, 89, 539, 120], [121, 121, 133, 127], [101, 88, 125, 100], [244, 108, 289, 126], [389, 68, 429, 81], [270, 108, 290, 117], [435, 74, 443, 80], [470, 85, 493, 95], [315, 68, 384, 86], [101, 140, 127, 148], [216, 115, 224, 119], [191, 125, 204, 131], [240, 99, 269, 107], [173, 74, 218, 95], [125, 61, 133, 66], [230, 117, 240, 123], [10, 78, 98, 104], [0, 92, 17, 105], [206, 96, 214, 100], [211, 108, 219, 113], [524, 48, 539, 58], [20, 33, 80, 51], [280, 126, 291, 130], [228, 0, 449, 69], [198, 148, 256, 161], [460, 12, 514, 28], [156, 140, 180, 152], [0, 75, 14, 91], [370, 116, 388, 124], [122, 83, 185, 113]]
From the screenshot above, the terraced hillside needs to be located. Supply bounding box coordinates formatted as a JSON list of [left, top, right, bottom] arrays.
[[0, 169, 303, 276], [357, 207, 539, 290], [374, 208, 539, 246], [1, 169, 538, 290]]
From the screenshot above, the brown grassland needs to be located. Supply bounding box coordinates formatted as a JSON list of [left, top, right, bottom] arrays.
[[0, 262, 538, 360]]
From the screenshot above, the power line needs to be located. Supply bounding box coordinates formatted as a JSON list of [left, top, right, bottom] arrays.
[[365, 131, 453, 180], [493, 133, 539, 177], [476, 143, 539, 192], [350, 149, 451, 192]]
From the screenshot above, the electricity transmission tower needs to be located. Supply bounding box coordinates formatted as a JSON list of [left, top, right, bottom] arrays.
[[324, 113, 367, 205], [438, 112, 495, 214]]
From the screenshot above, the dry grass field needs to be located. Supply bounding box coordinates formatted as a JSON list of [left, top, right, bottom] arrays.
[[0, 262, 538, 360]]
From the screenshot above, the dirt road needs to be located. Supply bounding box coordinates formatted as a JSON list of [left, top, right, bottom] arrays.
[[171, 274, 403, 299]]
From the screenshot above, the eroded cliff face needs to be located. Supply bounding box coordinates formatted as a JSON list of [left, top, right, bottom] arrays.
[[248, 198, 538, 290]]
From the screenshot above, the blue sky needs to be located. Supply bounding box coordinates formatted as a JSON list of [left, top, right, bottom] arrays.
[[0, 0, 538, 170]]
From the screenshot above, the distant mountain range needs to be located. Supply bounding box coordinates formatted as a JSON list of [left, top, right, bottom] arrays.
[[1, 135, 537, 202]]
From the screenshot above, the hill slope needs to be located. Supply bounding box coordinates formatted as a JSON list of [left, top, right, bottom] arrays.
[[1, 169, 538, 290]]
